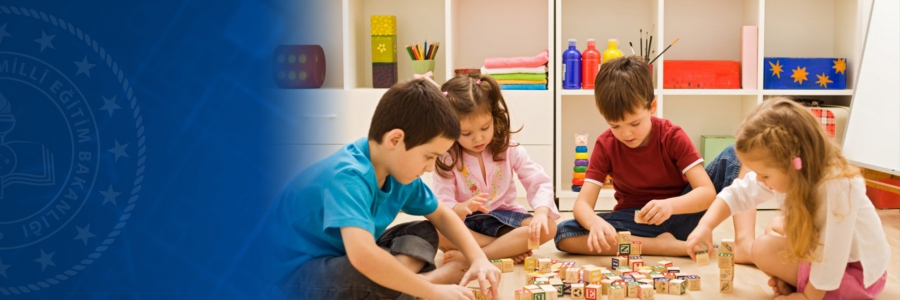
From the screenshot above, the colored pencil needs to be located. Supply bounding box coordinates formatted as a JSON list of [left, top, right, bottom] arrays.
[[405, 45, 415, 60]]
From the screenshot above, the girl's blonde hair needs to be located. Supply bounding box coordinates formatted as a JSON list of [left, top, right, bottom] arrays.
[[735, 97, 858, 262], [436, 74, 520, 178]]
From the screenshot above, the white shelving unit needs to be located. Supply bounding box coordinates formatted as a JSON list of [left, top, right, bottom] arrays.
[[555, 0, 869, 211], [276, 0, 871, 212], [276, 0, 556, 208]]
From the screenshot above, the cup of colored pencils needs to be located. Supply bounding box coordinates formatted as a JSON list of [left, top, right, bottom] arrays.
[[408, 41, 439, 75]]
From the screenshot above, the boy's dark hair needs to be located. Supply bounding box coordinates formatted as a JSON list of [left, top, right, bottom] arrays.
[[435, 74, 521, 178], [368, 79, 461, 149], [594, 55, 655, 122]]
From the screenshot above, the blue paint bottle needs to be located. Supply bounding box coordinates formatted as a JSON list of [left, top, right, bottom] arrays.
[[562, 39, 582, 89]]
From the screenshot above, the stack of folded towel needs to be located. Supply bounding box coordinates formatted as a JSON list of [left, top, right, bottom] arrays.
[[481, 50, 549, 90]]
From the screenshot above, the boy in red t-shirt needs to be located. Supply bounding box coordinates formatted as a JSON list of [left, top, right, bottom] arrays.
[[555, 56, 755, 260]]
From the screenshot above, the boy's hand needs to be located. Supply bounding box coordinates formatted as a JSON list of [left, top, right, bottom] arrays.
[[685, 225, 715, 261], [427, 284, 477, 300], [639, 200, 674, 225], [587, 218, 617, 253], [459, 259, 501, 299], [453, 193, 490, 219], [528, 210, 551, 245]]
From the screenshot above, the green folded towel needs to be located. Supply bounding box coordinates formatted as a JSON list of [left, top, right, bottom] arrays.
[[489, 73, 547, 81]]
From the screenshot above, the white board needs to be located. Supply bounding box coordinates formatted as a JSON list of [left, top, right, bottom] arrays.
[[843, 0, 900, 175]]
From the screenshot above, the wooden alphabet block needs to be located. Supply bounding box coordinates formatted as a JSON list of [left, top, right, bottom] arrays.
[[584, 284, 600, 300], [559, 261, 576, 280], [540, 285, 558, 300], [525, 257, 537, 272], [630, 256, 644, 270], [608, 285, 626, 300], [617, 255, 630, 266], [634, 209, 647, 224], [651, 265, 667, 273], [718, 253, 734, 269], [501, 258, 514, 272], [669, 279, 686, 295], [626, 282, 641, 298], [639, 284, 655, 300], [566, 268, 580, 283], [550, 279, 564, 297], [695, 250, 710, 266], [514, 289, 528, 300], [538, 258, 552, 273], [720, 268, 734, 281], [570, 283, 585, 299], [721, 238, 735, 254], [617, 231, 632, 244], [588, 268, 603, 284], [631, 241, 642, 256], [528, 288, 545, 299], [528, 236, 541, 250], [655, 278, 669, 294], [720, 280, 734, 293]]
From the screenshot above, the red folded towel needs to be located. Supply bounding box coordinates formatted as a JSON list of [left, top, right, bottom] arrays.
[[483, 50, 549, 69]]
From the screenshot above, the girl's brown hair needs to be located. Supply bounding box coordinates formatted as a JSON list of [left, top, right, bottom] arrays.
[[436, 74, 520, 177], [735, 97, 858, 262]]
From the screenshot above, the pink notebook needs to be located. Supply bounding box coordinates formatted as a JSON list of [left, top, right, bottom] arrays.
[[741, 26, 758, 89]]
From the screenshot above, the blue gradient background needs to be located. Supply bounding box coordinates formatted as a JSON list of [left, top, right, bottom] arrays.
[[0, 0, 307, 298]]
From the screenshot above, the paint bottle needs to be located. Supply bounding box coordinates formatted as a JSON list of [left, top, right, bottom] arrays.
[[582, 39, 601, 89], [603, 39, 624, 63], [562, 39, 582, 89]]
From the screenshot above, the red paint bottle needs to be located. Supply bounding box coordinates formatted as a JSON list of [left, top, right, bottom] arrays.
[[582, 39, 601, 89]]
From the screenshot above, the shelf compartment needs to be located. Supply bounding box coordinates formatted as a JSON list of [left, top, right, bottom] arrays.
[[450, 0, 552, 78], [345, 0, 446, 88]]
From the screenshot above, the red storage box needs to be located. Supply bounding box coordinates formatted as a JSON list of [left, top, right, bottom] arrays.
[[865, 178, 900, 209], [663, 60, 741, 89]]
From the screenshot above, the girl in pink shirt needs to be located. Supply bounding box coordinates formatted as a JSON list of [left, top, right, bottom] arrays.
[[433, 74, 560, 264]]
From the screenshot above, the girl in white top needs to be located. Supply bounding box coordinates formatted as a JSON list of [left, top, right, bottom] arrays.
[[685, 98, 889, 300]]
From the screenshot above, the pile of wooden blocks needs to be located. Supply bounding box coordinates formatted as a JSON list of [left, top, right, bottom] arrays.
[[515, 257, 564, 300], [509, 231, 709, 299], [718, 239, 735, 293]]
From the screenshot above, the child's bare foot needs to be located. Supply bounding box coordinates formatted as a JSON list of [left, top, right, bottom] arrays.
[[442, 250, 466, 264], [768, 276, 795, 295], [512, 250, 533, 264]]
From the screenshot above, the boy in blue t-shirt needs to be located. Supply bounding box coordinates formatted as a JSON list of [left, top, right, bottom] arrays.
[[272, 79, 501, 300]]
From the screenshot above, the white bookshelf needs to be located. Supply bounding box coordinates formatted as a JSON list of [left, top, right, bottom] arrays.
[[278, 0, 871, 212], [278, 0, 556, 209], [555, 0, 868, 211]]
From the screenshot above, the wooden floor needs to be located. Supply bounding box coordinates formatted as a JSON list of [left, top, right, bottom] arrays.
[[391, 209, 900, 299]]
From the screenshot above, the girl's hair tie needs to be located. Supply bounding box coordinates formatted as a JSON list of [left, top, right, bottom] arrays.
[[442, 91, 448, 97], [792, 157, 802, 170], [476, 79, 481, 85]]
